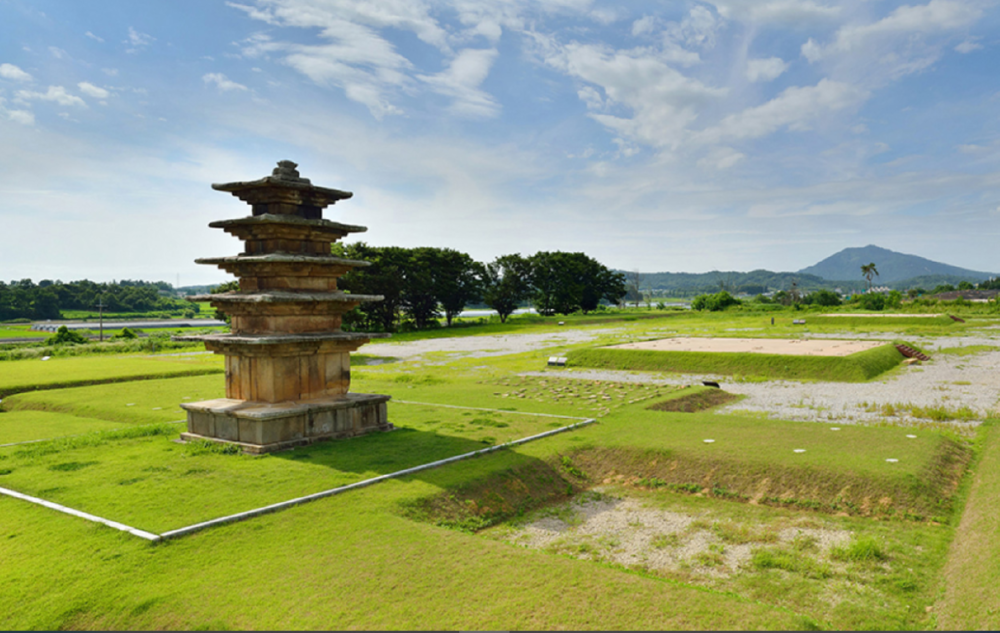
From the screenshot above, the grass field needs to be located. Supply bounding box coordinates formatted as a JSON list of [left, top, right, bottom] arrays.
[[0, 308, 998, 629], [0, 353, 224, 398]]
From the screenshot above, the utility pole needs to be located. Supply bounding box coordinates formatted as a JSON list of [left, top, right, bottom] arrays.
[[96, 298, 106, 342]]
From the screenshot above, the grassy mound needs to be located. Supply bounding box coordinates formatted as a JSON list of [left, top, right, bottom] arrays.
[[569, 438, 970, 521], [567, 342, 906, 382], [407, 412, 972, 529], [805, 315, 959, 328], [647, 387, 741, 412]]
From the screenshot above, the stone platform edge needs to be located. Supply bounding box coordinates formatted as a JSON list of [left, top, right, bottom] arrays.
[[180, 393, 391, 454]]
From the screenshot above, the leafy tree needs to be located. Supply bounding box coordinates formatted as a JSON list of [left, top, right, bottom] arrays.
[[209, 280, 240, 324], [856, 292, 886, 311], [886, 289, 903, 309], [481, 254, 532, 323], [529, 251, 625, 315], [332, 242, 406, 332], [427, 248, 482, 327], [957, 280, 975, 290], [802, 289, 841, 307]]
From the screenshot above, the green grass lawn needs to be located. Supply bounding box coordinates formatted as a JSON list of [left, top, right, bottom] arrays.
[[0, 410, 127, 445], [0, 325, 43, 339], [0, 353, 224, 398], [0, 310, 997, 630]]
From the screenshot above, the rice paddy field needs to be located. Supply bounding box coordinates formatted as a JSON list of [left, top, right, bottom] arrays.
[[1, 308, 999, 630]]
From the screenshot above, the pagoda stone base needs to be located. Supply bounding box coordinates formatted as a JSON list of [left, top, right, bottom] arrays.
[[180, 393, 391, 454]]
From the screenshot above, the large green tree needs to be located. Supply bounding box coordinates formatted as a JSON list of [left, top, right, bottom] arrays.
[[481, 254, 532, 323], [529, 251, 626, 315]]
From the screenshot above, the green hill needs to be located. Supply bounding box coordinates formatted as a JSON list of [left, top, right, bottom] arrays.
[[798, 245, 995, 283]]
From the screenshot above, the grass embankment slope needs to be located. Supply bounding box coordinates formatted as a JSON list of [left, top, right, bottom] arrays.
[[568, 342, 906, 382], [936, 421, 1000, 629]]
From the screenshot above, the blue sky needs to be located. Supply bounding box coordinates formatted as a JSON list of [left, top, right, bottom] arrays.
[[1, 0, 999, 286]]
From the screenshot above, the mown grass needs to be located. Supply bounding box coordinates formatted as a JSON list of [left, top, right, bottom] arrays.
[[0, 354, 223, 398], [0, 325, 43, 339], [0, 410, 128, 445], [0, 309, 995, 630], [567, 342, 906, 382], [0, 402, 569, 533]]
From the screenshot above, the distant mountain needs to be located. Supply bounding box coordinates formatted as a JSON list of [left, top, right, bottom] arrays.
[[632, 270, 864, 296], [798, 245, 996, 284]]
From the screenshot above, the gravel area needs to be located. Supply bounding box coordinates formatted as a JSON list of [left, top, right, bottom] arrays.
[[362, 328, 616, 360], [525, 347, 1000, 430], [365, 327, 1000, 430], [497, 493, 852, 578]]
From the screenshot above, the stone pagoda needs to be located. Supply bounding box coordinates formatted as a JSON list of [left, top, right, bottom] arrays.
[[176, 160, 391, 453]]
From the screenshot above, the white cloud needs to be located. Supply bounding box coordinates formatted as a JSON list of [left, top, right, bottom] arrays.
[[231, 0, 449, 52], [234, 15, 414, 118], [710, 0, 840, 25], [546, 42, 725, 149], [955, 37, 982, 53], [746, 57, 789, 82], [16, 86, 86, 107], [126, 27, 155, 53], [697, 146, 745, 170], [418, 48, 500, 118], [202, 73, 249, 92], [665, 6, 719, 51], [698, 79, 869, 143], [7, 109, 35, 125], [804, 0, 982, 62], [77, 82, 110, 99], [49, 47, 68, 60], [632, 15, 657, 37], [102, 68, 119, 76], [0, 63, 33, 82], [85, 31, 104, 43]]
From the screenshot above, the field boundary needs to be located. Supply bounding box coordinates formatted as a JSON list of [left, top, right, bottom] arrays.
[[0, 401, 595, 543], [0, 367, 224, 399]]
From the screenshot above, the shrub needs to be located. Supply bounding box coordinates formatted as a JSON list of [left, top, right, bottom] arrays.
[[691, 291, 741, 312], [45, 326, 89, 346]]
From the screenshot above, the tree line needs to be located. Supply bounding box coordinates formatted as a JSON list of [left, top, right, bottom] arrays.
[[0, 279, 191, 321], [330, 244, 626, 332]]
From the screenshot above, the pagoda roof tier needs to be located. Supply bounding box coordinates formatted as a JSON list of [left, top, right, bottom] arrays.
[[212, 160, 352, 219], [173, 331, 389, 358], [196, 254, 370, 267], [186, 290, 384, 304], [173, 332, 389, 345], [209, 214, 367, 242]]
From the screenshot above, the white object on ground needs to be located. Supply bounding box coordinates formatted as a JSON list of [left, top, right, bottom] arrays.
[[793, 449, 806, 453], [703, 439, 715, 443], [886, 458, 898, 463]]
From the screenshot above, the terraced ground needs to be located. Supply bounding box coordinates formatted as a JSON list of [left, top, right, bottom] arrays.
[[1, 310, 998, 630]]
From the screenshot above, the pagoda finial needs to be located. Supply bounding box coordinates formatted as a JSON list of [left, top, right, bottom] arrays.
[[272, 160, 310, 184]]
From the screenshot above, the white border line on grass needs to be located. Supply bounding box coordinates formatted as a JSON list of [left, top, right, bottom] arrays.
[[0, 486, 160, 541], [1, 402, 596, 543], [158, 416, 595, 540]]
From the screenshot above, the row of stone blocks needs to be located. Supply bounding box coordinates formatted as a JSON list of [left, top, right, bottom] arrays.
[[180, 393, 391, 454]]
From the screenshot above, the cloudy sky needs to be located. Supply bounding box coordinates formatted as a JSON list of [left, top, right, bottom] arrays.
[[2, 0, 999, 286]]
